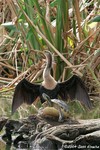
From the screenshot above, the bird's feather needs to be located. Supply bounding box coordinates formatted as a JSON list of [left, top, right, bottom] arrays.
[[58, 75, 92, 109], [12, 78, 40, 114]]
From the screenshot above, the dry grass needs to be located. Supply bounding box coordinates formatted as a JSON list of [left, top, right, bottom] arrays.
[[0, 0, 100, 119]]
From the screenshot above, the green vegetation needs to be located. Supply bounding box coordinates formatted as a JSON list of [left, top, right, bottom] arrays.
[[0, 0, 100, 119]]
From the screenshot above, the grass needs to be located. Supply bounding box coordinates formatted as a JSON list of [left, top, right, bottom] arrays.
[[0, 0, 100, 120]]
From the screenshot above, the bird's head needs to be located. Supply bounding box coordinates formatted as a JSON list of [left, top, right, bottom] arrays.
[[44, 50, 52, 57]]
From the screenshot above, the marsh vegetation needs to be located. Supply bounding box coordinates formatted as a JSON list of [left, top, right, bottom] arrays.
[[0, 0, 100, 120]]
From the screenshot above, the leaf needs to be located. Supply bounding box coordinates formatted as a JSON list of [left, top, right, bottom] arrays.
[[88, 15, 100, 24]]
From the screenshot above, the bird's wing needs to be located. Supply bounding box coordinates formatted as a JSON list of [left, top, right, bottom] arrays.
[[58, 75, 92, 109], [12, 78, 40, 114]]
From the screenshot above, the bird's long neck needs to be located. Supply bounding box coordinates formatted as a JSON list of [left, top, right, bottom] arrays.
[[42, 52, 57, 89], [43, 53, 52, 79]]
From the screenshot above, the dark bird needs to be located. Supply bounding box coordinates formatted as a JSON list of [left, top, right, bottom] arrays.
[[12, 51, 92, 114]]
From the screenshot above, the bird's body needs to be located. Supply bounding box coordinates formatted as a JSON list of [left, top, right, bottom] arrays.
[[12, 51, 92, 114], [39, 84, 60, 103]]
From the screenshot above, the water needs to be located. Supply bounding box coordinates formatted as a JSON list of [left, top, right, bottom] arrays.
[[0, 91, 34, 150]]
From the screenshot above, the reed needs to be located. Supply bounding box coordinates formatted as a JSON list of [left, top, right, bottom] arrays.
[[0, 0, 99, 119]]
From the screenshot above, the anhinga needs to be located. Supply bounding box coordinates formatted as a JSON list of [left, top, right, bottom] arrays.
[[12, 51, 92, 114]]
